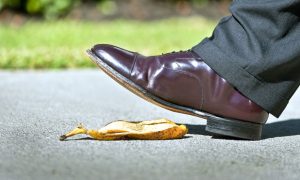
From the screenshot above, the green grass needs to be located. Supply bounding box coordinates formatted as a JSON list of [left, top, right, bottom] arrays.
[[0, 17, 216, 69]]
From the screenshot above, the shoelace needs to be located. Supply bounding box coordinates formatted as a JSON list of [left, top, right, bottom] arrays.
[[161, 49, 191, 55]]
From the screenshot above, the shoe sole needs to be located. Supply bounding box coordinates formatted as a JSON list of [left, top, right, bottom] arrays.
[[86, 50, 263, 140]]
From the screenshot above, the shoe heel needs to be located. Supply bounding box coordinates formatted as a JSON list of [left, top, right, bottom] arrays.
[[205, 116, 263, 140]]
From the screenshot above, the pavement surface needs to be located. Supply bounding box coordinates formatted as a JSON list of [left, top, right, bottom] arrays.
[[1, 70, 300, 180]]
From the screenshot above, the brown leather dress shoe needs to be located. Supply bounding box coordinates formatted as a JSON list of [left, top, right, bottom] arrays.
[[87, 44, 269, 140]]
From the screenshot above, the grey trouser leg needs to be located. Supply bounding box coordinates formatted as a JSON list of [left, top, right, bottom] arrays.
[[192, 0, 300, 117]]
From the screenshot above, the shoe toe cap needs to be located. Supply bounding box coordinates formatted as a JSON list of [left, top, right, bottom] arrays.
[[91, 44, 136, 78]]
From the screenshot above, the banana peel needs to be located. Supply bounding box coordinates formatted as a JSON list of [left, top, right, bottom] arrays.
[[60, 118, 188, 141]]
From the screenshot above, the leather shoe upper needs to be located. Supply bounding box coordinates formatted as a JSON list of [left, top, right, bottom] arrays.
[[91, 44, 269, 124]]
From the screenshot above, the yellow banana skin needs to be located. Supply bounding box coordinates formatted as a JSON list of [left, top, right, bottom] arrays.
[[60, 119, 188, 141]]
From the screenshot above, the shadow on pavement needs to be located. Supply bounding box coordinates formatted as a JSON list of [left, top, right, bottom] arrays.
[[185, 118, 300, 140], [262, 118, 300, 139]]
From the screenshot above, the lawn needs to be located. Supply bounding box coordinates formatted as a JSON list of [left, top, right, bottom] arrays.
[[0, 17, 216, 69]]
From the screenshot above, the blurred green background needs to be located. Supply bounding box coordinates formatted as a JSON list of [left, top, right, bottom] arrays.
[[0, 0, 230, 69]]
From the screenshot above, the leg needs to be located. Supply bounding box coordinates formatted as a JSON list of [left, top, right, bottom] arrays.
[[192, 0, 300, 117]]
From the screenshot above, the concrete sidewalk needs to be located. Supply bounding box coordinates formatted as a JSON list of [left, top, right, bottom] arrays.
[[1, 70, 300, 180]]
